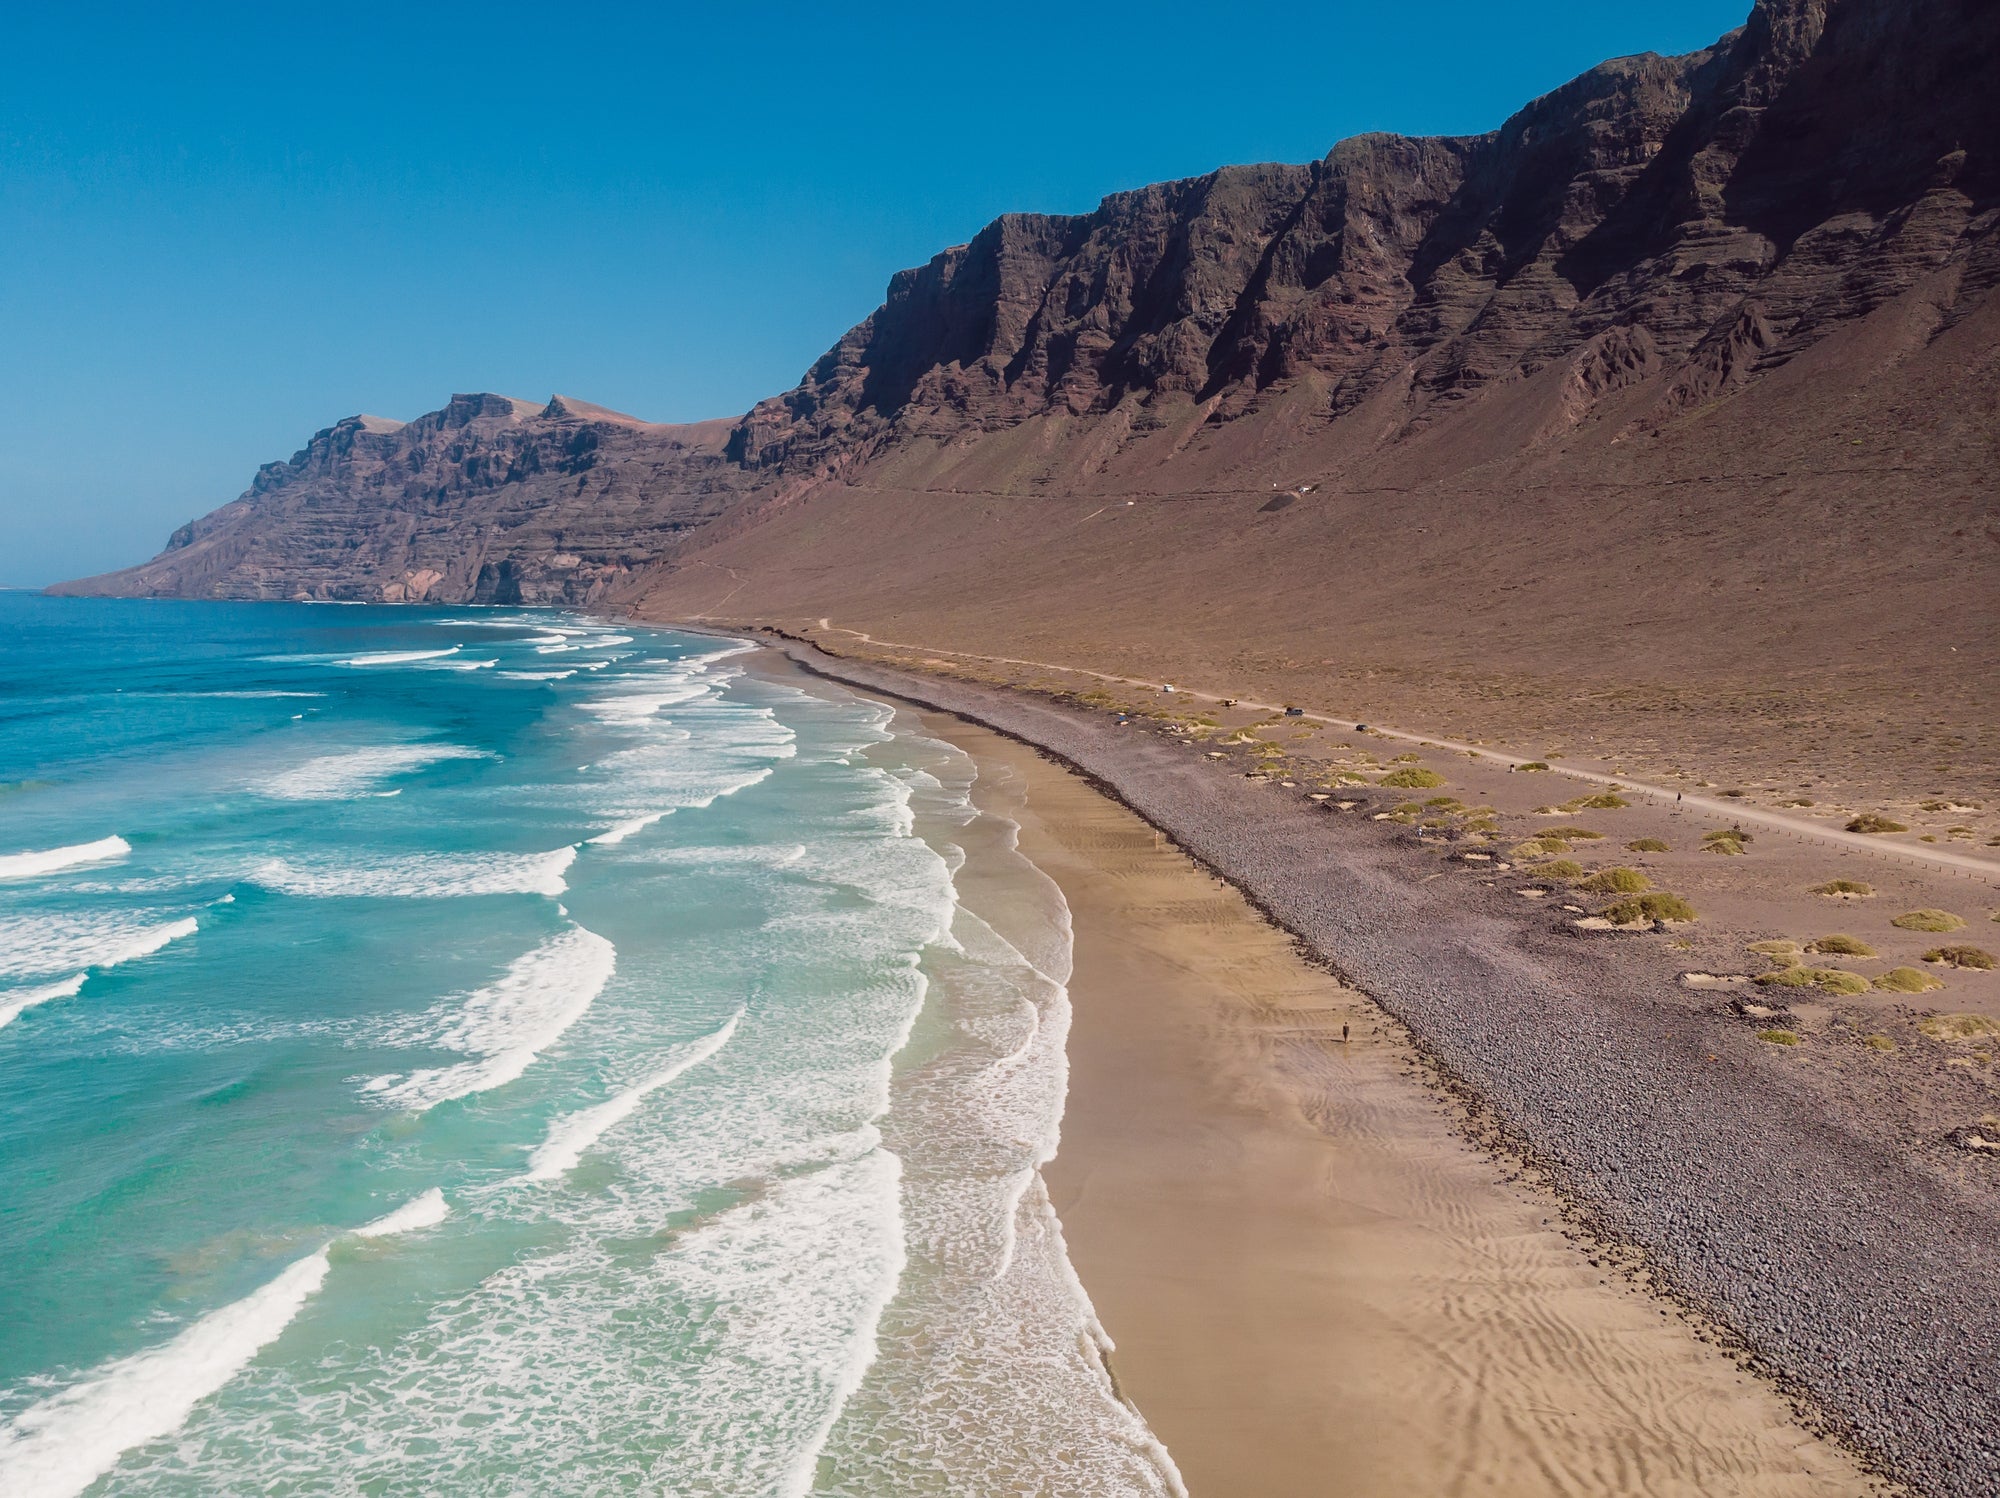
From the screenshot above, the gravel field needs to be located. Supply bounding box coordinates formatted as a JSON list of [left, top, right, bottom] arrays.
[[769, 636, 2000, 1498]]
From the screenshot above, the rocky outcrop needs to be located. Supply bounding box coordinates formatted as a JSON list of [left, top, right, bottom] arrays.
[[56, 0, 1998, 605], [61, 393, 752, 604]]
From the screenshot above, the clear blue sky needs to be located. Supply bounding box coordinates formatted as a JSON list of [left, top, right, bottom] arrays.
[[1, 1, 1750, 585]]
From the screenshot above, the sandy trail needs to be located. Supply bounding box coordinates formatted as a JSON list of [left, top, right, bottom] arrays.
[[813, 623, 2000, 883]]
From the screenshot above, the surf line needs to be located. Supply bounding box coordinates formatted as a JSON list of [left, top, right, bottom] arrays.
[[0, 1191, 449, 1498], [0, 836, 131, 880], [522, 1010, 743, 1182]]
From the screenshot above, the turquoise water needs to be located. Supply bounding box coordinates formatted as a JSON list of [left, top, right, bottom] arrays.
[[0, 594, 1179, 1495]]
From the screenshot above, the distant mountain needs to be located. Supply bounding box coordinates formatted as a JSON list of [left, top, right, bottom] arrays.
[[57, 0, 1999, 738]]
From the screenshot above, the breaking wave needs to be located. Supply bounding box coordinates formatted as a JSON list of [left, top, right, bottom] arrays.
[[0, 837, 130, 880], [362, 925, 616, 1112]]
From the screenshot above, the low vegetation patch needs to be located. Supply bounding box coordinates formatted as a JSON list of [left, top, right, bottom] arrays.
[[1893, 909, 1965, 933], [1748, 939, 1804, 966], [1757, 1029, 1802, 1045], [1380, 767, 1445, 789], [1562, 793, 1629, 811], [1861, 1033, 1897, 1051], [1602, 891, 1697, 926], [1810, 879, 1873, 898], [1807, 934, 1876, 957], [1755, 966, 1868, 995], [1875, 966, 1944, 994], [1516, 761, 1550, 772], [1578, 867, 1650, 894], [1702, 836, 1747, 856], [1846, 813, 1908, 834], [1510, 838, 1569, 859], [1925, 945, 1996, 970], [1530, 858, 1585, 880], [1535, 825, 1604, 840], [1625, 838, 1670, 853], [1754, 966, 1816, 988], [1918, 1013, 2000, 1042]]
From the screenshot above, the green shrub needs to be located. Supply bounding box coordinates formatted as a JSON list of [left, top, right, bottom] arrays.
[[1510, 839, 1569, 859], [1602, 892, 1697, 925], [1755, 966, 1867, 994], [1578, 867, 1650, 894], [1516, 761, 1550, 771], [1874, 967, 1944, 994], [1702, 837, 1746, 856], [1810, 880, 1873, 897], [1924, 945, 1995, 970], [1530, 859, 1585, 879], [1846, 814, 1907, 834], [1626, 838, 1670, 853], [1757, 1029, 1801, 1045], [1754, 967, 1816, 988], [1807, 934, 1876, 957], [1703, 827, 1752, 844], [1535, 826, 1604, 840], [1893, 909, 1965, 933], [1380, 767, 1445, 789]]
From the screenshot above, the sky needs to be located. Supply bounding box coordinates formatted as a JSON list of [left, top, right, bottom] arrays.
[[0, 1, 1751, 585]]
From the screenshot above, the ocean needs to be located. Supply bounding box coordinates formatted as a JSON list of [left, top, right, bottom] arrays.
[[0, 593, 1180, 1495]]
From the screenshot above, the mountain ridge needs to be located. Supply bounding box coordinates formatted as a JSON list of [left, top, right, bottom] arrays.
[[52, 0, 1999, 801]]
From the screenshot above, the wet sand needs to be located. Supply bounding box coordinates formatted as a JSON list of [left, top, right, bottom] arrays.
[[926, 712, 1879, 1498]]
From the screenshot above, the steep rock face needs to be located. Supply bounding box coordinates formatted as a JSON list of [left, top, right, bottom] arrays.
[[57, 0, 1999, 606], [71, 394, 749, 603], [738, 0, 1995, 469]]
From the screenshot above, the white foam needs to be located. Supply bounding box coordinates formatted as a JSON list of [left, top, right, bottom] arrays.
[[362, 925, 615, 1112], [0, 1247, 332, 1498], [250, 846, 575, 899], [0, 836, 130, 880], [352, 1188, 449, 1238], [499, 669, 576, 681], [0, 974, 87, 1030], [253, 745, 491, 801], [0, 1188, 449, 1497], [525, 1012, 740, 1181], [584, 811, 673, 846], [340, 647, 459, 667], [0, 914, 198, 983]]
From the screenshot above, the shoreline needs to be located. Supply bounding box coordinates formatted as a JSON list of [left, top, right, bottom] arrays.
[[745, 632, 1998, 1498], [921, 709, 1874, 1497]]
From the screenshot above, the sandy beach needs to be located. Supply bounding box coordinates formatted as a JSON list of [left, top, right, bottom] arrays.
[[921, 710, 1878, 1496], [735, 635, 2000, 1498]]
